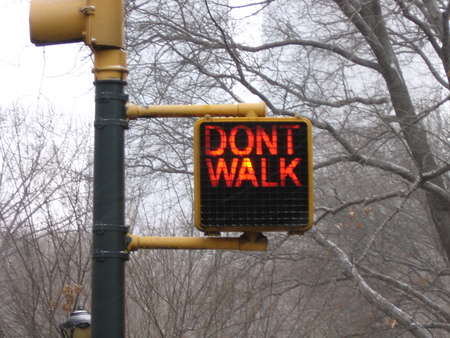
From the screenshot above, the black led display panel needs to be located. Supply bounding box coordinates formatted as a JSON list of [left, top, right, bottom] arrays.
[[194, 117, 313, 233]]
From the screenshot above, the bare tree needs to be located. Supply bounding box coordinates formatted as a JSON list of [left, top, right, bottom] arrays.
[[0, 105, 93, 337], [123, 0, 450, 336]]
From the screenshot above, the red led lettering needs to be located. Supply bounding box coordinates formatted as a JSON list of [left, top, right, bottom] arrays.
[[256, 125, 278, 155], [203, 123, 305, 188], [206, 158, 239, 187], [280, 125, 300, 155], [280, 158, 301, 186], [205, 125, 226, 156], [235, 158, 259, 187], [261, 158, 278, 187], [229, 125, 254, 156]]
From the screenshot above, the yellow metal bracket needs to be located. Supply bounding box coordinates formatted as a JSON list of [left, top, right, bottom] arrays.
[[126, 102, 266, 119], [126, 232, 268, 252]]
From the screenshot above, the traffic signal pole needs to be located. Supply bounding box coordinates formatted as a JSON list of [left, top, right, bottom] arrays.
[[92, 72, 128, 338], [92, 50, 129, 338], [92, 80, 127, 336], [30, 1, 129, 335]]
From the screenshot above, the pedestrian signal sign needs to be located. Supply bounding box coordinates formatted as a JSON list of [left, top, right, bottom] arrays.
[[194, 117, 313, 233]]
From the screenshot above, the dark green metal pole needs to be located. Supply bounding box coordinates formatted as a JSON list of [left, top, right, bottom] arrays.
[[92, 79, 129, 337]]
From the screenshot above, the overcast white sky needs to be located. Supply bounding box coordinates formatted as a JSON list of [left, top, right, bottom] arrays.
[[0, 0, 95, 117], [0, 0, 264, 120]]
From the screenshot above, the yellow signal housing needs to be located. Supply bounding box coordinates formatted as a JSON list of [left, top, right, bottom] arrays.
[[30, 0, 86, 46], [29, 0, 124, 50]]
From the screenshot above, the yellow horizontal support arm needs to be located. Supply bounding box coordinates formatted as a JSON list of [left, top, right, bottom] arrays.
[[126, 103, 266, 119], [126, 233, 268, 252]]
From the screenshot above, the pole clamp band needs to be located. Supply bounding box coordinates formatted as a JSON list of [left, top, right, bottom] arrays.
[[95, 92, 129, 103], [93, 223, 129, 235], [94, 118, 129, 129], [92, 250, 130, 262]]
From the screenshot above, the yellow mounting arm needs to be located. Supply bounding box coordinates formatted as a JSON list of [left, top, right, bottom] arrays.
[[126, 103, 266, 119], [126, 232, 268, 252]]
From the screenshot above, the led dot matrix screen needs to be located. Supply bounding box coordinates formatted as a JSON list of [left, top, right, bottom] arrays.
[[194, 117, 313, 233]]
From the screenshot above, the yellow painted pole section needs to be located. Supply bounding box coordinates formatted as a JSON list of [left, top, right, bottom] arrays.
[[126, 102, 266, 119], [126, 234, 268, 251], [93, 49, 129, 81]]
